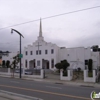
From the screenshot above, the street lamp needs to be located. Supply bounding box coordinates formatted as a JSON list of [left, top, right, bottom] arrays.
[[11, 29, 24, 78]]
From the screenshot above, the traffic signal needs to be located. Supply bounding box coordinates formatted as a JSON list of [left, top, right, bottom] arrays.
[[91, 45, 100, 52], [98, 48, 100, 51], [85, 60, 88, 65], [93, 48, 98, 52]]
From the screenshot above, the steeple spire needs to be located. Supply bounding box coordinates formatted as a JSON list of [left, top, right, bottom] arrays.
[[39, 18, 42, 37], [37, 18, 44, 41]]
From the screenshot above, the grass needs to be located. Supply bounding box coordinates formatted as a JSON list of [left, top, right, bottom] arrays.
[[88, 71, 93, 77]]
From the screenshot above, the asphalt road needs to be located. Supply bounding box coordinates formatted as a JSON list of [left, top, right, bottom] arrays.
[[0, 77, 99, 100]]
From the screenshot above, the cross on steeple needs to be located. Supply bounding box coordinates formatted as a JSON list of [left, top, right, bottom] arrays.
[[35, 42, 42, 54]]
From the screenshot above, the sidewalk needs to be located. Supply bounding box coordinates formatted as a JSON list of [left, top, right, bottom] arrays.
[[0, 74, 100, 88], [22, 75, 100, 88], [32, 78, 100, 88]]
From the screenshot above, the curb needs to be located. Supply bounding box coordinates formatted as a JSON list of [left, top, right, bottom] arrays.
[[0, 90, 43, 100]]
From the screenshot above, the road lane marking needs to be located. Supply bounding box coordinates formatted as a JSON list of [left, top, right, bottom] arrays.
[[46, 86, 62, 89], [0, 84, 90, 100], [0, 89, 43, 100], [10, 81, 20, 83]]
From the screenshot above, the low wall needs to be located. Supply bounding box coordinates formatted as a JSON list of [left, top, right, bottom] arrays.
[[60, 70, 73, 81], [23, 69, 44, 79], [84, 70, 96, 82], [0, 68, 45, 79], [0, 68, 8, 72]]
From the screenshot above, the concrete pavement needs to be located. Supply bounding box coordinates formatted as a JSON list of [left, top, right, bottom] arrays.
[[0, 97, 10, 100], [0, 78, 92, 100], [0, 90, 43, 100], [0, 73, 100, 88], [0, 77, 100, 100]]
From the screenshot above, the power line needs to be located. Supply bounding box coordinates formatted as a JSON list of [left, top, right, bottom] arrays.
[[0, 42, 19, 45], [0, 5, 100, 31]]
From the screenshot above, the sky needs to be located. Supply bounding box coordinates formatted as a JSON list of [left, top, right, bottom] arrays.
[[0, 0, 100, 52]]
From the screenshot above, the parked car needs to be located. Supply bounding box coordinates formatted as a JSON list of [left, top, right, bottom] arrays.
[[15, 68, 23, 73], [24, 69, 33, 75]]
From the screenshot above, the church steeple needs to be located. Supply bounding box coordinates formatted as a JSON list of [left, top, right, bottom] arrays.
[[37, 18, 44, 41], [39, 18, 42, 37]]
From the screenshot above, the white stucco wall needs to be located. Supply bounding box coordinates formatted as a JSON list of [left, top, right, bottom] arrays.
[[2, 52, 20, 67], [2, 46, 99, 71], [2, 52, 18, 63], [84, 47, 91, 60], [84, 70, 96, 82], [58, 47, 99, 70], [91, 52, 99, 69], [23, 41, 59, 69]]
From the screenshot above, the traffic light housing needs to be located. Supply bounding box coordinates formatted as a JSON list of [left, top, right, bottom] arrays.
[[85, 60, 88, 65]]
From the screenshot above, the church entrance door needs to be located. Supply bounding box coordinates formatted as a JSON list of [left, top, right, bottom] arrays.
[[42, 59, 49, 69], [29, 59, 36, 69], [47, 61, 49, 69]]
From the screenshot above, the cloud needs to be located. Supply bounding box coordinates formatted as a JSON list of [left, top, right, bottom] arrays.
[[73, 32, 100, 47], [0, 0, 100, 51]]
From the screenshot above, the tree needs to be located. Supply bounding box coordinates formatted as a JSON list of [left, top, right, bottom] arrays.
[[6, 60, 10, 68], [55, 60, 70, 74], [88, 59, 93, 71], [61, 60, 70, 76], [61, 60, 70, 71], [10, 54, 20, 77], [2, 60, 5, 67], [55, 63, 63, 72]]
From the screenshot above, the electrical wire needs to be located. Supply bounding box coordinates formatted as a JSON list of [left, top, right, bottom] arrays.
[[0, 5, 100, 31]]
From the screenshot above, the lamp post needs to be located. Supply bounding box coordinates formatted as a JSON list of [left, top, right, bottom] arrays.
[[11, 29, 24, 78]]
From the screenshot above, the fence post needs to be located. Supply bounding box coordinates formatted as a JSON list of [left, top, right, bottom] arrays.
[[41, 69, 45, 78], [8, 68, 10, 75]]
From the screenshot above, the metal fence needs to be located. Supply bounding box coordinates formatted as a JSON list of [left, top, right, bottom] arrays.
[[0, 68, 8, 72], [32, 69, 41, 75]]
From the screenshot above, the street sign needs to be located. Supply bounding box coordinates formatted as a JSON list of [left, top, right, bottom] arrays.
[[19, 54, 23, 58]]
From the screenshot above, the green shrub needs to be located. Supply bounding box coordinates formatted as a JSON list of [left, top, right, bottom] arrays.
[[88, 59, 93, 71], [63, 70, 68, 76], [88, 71, 93, 77], [55, 59, 70, 74]]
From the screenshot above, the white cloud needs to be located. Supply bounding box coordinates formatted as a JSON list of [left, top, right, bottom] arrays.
[[0, 0, 100, 51]]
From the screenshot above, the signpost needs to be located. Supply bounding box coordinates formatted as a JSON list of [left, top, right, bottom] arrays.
[[19, 54, 23, 58]]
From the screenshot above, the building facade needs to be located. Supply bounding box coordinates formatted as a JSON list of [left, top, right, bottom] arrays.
[[2, 19, 100, 70], [23, 19, 59, 69]]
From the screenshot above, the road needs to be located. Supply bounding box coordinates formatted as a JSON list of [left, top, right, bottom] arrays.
[[0, 77, 99, 100]]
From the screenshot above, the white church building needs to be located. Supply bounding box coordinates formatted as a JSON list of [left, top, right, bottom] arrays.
[[2, 19, 100, 70]]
